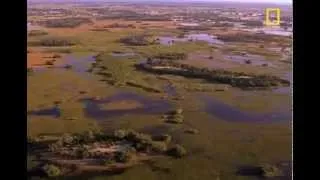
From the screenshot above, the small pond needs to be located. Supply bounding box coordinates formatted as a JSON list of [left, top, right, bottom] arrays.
[[158, 33, 224, 46], [80, 92, 173, 120]]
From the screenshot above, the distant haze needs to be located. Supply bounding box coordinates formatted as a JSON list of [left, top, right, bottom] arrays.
[[28, 0, 292, 4]]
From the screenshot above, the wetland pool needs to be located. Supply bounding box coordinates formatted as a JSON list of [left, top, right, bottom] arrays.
[[158, 33, 224, 46]]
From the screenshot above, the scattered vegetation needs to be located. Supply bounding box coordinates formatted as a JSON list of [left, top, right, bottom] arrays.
[[39, 17, 93, 28], [151, 52, 187, 60], [217, 33, 289, 43], [28, 30, 48, 36], [237, 164, 283, 178], [163, 108, 184, 124], [119, 34, 155, 46]]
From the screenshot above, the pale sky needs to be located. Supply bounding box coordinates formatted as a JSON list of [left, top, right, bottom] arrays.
[[29, 0, 293, 5]]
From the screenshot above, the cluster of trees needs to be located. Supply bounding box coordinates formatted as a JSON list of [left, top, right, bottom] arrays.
[[119, 35, 154, 46], [39, 17, 93, 28], [176, 26, 211, 31], [217, 33, 286, 43], [30, 129, 186, 164], [136, 60, 290, 88], [97, 13, 170, 21], [29, 37, 77, 47]]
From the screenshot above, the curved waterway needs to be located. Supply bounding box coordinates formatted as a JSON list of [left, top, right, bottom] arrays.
[[32, 54, 95, 74]]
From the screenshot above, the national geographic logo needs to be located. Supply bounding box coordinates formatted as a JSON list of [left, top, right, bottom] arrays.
[[265, 8, 281, 26]]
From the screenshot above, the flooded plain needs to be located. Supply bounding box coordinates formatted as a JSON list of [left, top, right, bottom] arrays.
[[200, 95, 291, 123]]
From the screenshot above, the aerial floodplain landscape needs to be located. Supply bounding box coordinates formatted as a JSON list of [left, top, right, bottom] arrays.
[[27, 0, 292, 179]]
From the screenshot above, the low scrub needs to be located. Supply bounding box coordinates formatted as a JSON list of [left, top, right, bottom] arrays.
[[177, 26, 211, 31], [151, 52, 187, 60], [41, 164, 61, 177], [39, 17, 93, 28], [185, 128, 199, 134], [28, 30, 48, 36], [29, 37, 77, 47], [119, 34, 155, 46]]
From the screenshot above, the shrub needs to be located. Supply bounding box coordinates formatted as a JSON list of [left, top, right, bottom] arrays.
[[61, 133, 74, 145], [150, 141, 167, 153], [41, 164, 61, 177], [75, 146, 90, 158], [127, 131, 152, 144], [45, 60, 54, 65], [175, 108, 183, 114], [245, 60, 252, 64], [185, 128, 199, 134], [115, 151, 132, 163], [114, 129, 128, 139], [165, 114, 184, 124], [52, 54, 61, 58], [261, 164, 283, 177], [167, 145, 187, 158], [152, 134, 172, 144], [119, 35, 153, 46], [27, 68, 33, 74], [101, 157, 115, 166], [64, 64, 72, 69]]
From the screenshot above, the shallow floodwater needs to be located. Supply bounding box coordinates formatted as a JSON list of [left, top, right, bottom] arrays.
[[163, 83, 178, 97], [200, 95, 291, 123], [223, 54, 275, 67], [158, 33, 224, 46], [32, 55, 95, 73], [28, 106, 61, 117], [80, 92, 173, 120]]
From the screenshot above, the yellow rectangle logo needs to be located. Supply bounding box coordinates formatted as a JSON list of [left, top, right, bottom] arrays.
[[265, 8, 281, 26]]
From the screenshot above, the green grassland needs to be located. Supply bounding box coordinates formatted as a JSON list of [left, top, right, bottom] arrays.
[[27, 17, 291, 180]]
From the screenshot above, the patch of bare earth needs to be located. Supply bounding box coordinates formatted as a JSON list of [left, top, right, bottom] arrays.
[[27, 50, 64, 68]]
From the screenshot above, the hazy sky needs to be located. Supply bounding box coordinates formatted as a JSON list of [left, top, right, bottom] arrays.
[[29, 0, 292, 5]]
